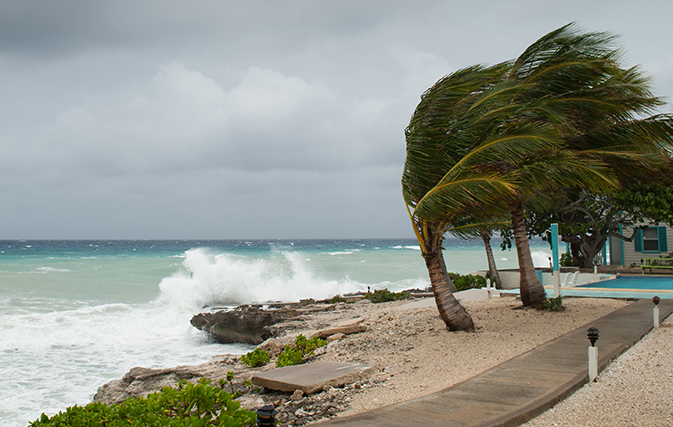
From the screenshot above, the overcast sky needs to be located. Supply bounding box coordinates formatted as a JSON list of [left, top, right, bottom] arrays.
[[1, 1, 672, 239]]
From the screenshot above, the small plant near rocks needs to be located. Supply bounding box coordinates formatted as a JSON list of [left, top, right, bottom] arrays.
[[30, 377, 257, 426], [276, 334, 328, 367], [541, 296, 567, 311], [330, 294, 348, 303], [240, 347, 270, 368], [364, 288, 411, 303], [221, 372, 257, 398]]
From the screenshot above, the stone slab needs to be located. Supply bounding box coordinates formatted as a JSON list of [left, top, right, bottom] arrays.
[[251, 362, 375, 394]]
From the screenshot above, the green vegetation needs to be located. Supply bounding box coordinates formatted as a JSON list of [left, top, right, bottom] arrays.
[[329, 294, 348, 304], [364, 288, 411, 303], [239, 348, 270, 368], [448, 273, 487, 291], [276, 334, 327, 367], [30, 377, 257, 427], [402, 23, 673, 328], [222, 372, 256, 398], [541, 296, 567, 312], [559, 252, 573, 267]]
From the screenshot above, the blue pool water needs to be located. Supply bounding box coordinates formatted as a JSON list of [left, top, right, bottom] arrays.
[[578, 276, 673, 290], [539, 275, 673, 300]]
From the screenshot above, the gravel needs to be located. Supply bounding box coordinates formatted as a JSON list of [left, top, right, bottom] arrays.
[[523, 315, 673, 427]]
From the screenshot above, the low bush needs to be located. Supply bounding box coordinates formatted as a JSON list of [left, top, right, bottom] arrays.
[[329, 294, 348, 303], [541, 296, 567, 311], [276, 334, 327, 367], [364, 288, 411, 303], [30, 377, 257, 426], [222, 372, 256, 398], [239, 348, 270, 368], [560, 252, 574, 267], [276, 345, 304, 367], [448, 273, 487, 291]]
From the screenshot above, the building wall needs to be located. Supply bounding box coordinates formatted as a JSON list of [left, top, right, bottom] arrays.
[[615, 224, 673, 267]]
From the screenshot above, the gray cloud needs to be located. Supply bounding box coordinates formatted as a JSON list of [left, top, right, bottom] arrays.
[[1, 0, 672, 238]]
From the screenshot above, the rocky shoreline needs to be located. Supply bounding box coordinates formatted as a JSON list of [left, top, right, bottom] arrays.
[[94, 295, 630, 426]]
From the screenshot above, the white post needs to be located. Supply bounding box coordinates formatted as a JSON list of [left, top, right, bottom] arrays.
[[654, 305, 660, 328], [588, 346, 598, 382]]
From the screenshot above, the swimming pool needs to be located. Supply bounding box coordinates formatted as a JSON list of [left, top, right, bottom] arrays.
[[578, 275, 673, 290], [546, 275, 673, 299]]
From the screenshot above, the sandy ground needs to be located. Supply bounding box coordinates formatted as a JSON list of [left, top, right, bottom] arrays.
[[307, 295, 631, 418]]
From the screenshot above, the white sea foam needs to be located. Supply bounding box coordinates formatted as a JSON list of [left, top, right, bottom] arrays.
[[391, 245, 421, 250], [532, 250, 553, 268], [156, 248, 363, 308], [35, 267, 70, 273], [0, 292, 250, 426]]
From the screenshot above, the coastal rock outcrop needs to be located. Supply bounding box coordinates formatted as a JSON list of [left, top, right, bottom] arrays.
[[190, 305, 289, 345], [93, 355, 244, 405]]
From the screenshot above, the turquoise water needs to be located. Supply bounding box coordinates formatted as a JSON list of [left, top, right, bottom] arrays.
[[0, 238, 550, 427], [578, 276, 673, 290]]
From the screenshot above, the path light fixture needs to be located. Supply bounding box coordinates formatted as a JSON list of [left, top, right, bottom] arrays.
[[587, 327, 599, 382], [256, 405, 278, 427], [653, 296, 661, 328], [587, 327, 599, 347]]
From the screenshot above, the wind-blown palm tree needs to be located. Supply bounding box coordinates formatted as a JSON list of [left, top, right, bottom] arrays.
[[404, 23, 673, 328], [403, 64, 563, 330], [504, 24, 673, 305]]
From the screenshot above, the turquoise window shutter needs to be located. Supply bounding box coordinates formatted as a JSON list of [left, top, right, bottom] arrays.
[[634, 229, 643, 252], [659, 227, 668, 252]]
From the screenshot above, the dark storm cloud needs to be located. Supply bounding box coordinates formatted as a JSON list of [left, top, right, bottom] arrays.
[[0, 0, 672, 238]]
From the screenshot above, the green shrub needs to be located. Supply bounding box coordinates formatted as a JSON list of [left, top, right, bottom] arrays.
[[239, 348, 270, 368], [448, 273, 487, 291], [329, 294, 348, 303], [295, 334, 327, 354], [30, 377, 257, 426], [541, 296, 567, 311], [560, 252, 574, 266], [276, 345, 304, 367], [220, 372, 256, 398], [276, 334, 328, 367], [365, 288, 411, 303]]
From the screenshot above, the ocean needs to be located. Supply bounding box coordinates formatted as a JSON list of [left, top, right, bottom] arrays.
[[0, 238, 551, 427]]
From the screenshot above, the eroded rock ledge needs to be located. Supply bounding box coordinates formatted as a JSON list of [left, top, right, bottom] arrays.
[[95, 301, 373, 406]]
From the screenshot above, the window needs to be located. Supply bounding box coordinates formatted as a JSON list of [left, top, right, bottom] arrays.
[[643, 228, 659, 251], [634, 226, 668, 253]]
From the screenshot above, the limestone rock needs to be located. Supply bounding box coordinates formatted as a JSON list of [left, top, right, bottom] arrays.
[[191, 306, 288, 345], [310, 318, 367, 340], [327, 333, 346, 342], [258, 338, 283, 357], [93, 356, 240, 405]]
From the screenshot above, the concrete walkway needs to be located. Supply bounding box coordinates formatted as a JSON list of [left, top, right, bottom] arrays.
[[321, 299, 673, 427]]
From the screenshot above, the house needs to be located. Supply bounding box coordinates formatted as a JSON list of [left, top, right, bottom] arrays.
[[608, 224, 673, 267]]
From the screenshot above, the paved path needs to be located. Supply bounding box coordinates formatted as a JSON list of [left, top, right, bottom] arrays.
[[320, 299, 673, 427]]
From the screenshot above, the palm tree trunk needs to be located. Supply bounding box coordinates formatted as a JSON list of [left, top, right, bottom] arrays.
[[480, 231, 503, 288], [423, 238, 474, 331], [511, 201, 546, 307]]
